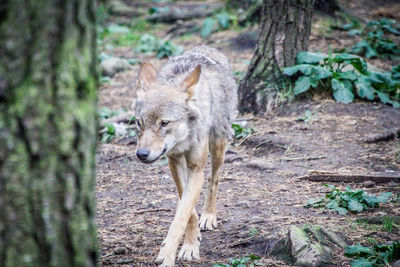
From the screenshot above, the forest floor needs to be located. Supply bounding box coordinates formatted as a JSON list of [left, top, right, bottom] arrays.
[[96, 0, 400, 266]]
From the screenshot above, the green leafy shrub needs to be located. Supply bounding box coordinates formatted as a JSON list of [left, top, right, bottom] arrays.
[[135, 34, 183, 58], [345, 241, 400, 267], [201, 12, 237, 38], [232, 124, 254, 139], [284, 51, 400, 107], [350, 18, 400, 59], [306, 184, 392, 215], [213, 254, 262, 267]]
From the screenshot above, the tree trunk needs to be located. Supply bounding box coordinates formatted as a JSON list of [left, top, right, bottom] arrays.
[[0, 1, 98, 266], [238, 0, 314, 113]]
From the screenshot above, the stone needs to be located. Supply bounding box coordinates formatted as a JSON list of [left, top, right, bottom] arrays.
[[245, 159, 275, 171], [100, 57, 132, 77], [286, 225, 335, 267], [113, 246, 127, 255], [224, 154, 243, 163], [361, 180, 376, 188]]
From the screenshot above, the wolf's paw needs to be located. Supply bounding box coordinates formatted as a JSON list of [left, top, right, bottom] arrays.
[[178, 242, 200, 261], [155, 246, 175, 267], [199, 213, 217, 231]]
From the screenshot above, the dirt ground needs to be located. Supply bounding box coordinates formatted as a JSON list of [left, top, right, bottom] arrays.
[[96, 1, 400, 266]]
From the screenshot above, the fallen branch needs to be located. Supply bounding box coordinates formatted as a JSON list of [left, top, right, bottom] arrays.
[[133, 208, 172, 215], [280, 155, 326, 161], [101, 111, 135, 127], [166, 21, 199, 38], [147, 3, 223, 23], [362, 128, 400, 143], [298, 170, 400, 184]]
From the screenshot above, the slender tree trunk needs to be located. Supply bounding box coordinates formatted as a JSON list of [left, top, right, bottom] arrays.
[[239, 0, 314, 113], [0, 1, 98, 266]]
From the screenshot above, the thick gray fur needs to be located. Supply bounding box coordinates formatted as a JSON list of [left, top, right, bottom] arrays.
[[158, 45, 238, 140]]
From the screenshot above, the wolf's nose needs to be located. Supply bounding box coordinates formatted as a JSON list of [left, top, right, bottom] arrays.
[[136, 148, 150, 161]]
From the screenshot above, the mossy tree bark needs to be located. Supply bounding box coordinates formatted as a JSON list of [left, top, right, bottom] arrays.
[[0, 0, 98, 266], [238, 0, 314, 113]]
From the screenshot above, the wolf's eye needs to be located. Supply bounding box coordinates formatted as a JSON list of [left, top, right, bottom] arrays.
[[160, 120, 170, 127]]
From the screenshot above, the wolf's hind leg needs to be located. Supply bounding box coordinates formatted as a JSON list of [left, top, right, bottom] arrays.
[[199, 137, 227, 231]]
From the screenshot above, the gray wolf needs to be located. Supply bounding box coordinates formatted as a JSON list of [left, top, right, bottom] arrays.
[[134, 45, 238, 266]]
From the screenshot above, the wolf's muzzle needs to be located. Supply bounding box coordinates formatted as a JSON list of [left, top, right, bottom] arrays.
[[137, 147, 167, 164], [136, 148, 150, 161]]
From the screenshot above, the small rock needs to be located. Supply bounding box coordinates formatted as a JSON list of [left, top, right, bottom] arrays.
[[361, 180, 376, 188], [113, 247, 127, 255], [245, 159, 275, 171], [101, 57, 132, 77]]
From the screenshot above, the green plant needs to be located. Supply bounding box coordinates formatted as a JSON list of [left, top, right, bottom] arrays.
[[345, 241, 400, 267], [367, 237, 377, 245], [350, 18, 400, 59], [135, 34, 183, 58], [213, 254, 262, 267], [296, 110, 316, 122], [249, 227, 259, 237], [306, 184, 392, 215], [232, 124, 254, 139], [284, 51, 400, 107], [101, 123, 116, 143], [382, 217, 399, 232], [201, 12, 237, 38]]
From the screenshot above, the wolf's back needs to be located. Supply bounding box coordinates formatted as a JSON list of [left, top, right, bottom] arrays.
[[158, 45, 238, 140]]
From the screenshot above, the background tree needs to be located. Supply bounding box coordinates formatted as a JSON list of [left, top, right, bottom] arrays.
[[0, 1, 98, 266], [237, 0, 314, 113]]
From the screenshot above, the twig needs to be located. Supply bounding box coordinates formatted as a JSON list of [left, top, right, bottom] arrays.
[[253, 140, 272, 150], [133, 208, 172, 215], [228, 237, 254, 248], [280, 155, 326, 161], [237, 134, 252, 148], [105, 154, 127, 162]]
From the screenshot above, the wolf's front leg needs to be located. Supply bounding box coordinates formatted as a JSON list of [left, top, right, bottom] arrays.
[[178, 210, 201, 261], [156, 142, 208, 266], [155, 172, 204, 266], [167, 156, 201, 262]]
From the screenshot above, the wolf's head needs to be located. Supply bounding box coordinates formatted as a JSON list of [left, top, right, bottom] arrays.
[[134, 62, 201, 164]]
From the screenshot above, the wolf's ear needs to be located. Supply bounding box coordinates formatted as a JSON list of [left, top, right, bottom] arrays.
[[180, 65, 201, 100], [137, 62, 157, 90]]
